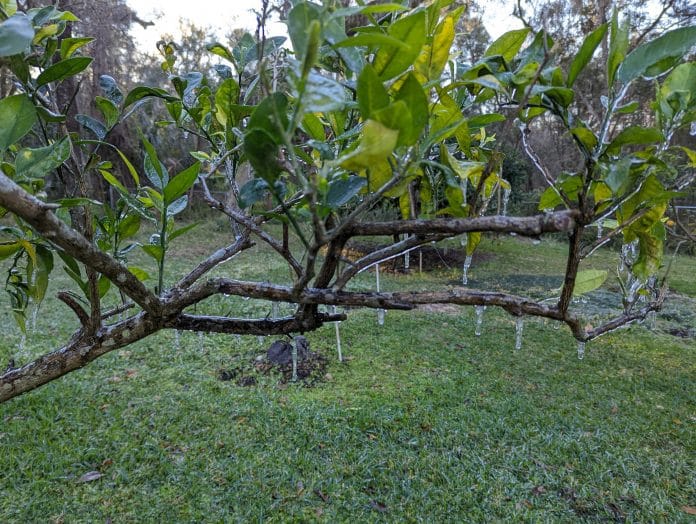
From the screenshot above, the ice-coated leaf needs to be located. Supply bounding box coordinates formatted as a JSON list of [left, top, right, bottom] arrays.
[[0, 14, 33, 57], [36, 57, 92, 87], [572, 269, 608, 296], [338, 120, 399, 171], [15, 136, 71, 179]]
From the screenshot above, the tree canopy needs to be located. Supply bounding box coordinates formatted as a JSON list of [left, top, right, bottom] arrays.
[[0, 0, 694, 402]]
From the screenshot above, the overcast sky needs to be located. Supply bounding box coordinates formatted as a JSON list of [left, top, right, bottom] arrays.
[[126, 0, 522, 55]]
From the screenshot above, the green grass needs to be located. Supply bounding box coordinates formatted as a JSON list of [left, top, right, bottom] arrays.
[[0, 229, 694, 522]]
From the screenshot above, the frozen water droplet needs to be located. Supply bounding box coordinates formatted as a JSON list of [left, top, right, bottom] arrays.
[[291, 341, 298, 382], [333, 305, 342, 362], [475, 305, 485, 336], [514, 317, 524, 350], [272, 301, 279, 319], [596, 219, 603, 239], [375, 263, 381, 292], [377, 308, 385, 326], [690, 121, 696, 136], [462, 255, 473, 285], [577, 341, 585, 360], [257, 336, 265, 345], [175, 330, 180, 350], [460, 234, 468, 248], [532, 239, 541, 245], [18, 333, 26, 353], [502, 187, 511, 216]]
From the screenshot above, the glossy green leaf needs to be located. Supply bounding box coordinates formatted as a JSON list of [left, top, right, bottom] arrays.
[[142, 136, 168, 189], [287, 1, 321, 59], [95, 96, 119, 129], [244, 128, 282, 183], [605, 127, 663, 155], [394, 73, 429, 143], [0, 94, 36, 151], [618, 26, 696, 84], [141, 244, 163, 263], [414, 13, 455, 81], [15, 136, 70, 179], [333, 32, 410, 50], [301, 113, 325, 141], [123, 86, 179, 108], [572, 269, 608, 295], [568, 23, 607, 87], [128, 266, 150, 281], [0, 241, 22, 260], [36, 56, 92, 87], [168, 222, 198, 242], [571, 127, 598, 150], [326, 175, 367, 208], [0, 14, 33, 57], [338, 120, 399, 171], [373, 10, 426, 80], [59, 36, 94, 59], [607, 9, 628, 88], [357, 63, 390, 119], [163, 162, 200, 205], [484, 28, 530, 62], [207, 42, 235, 64], [214, 78, 240, 127], [248, 93, 289, 143]]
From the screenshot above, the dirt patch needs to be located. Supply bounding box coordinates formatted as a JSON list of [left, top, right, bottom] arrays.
[[344, 241, 494, 273]]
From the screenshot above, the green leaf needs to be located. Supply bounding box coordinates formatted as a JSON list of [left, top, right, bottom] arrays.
[[0, 241, 22, 259], [123, 86, 179, 108], [95, 96, 119, 129], [373, 10, 426, 80], [572, 269, 608, 295], [357, 63, 390, 119], [59, 36, 94, 59], [127, 266, 150, 281], [414, 13, 455, 81], [207, 42, 235, 64], [326, 175, 367, 208], [301, 113, 325, 141], [570, 127, 598, 150], [166, 195, 188, 217], [141, 244, 163, 263], [98, 274, 111, 298], [142, 136, 168, 189], [618, 26, 696, 84], [538, 174, 583, 209], [604, 157, 632, 196], [567, 23, 607, 87], [244, 128, 282, 183], [163, 162, 200, 205], [287, 1, 321, 60], [607, 9, 628, 88], [238, 178, 269, 208], [0, 14, 33, 56], [214, 78, 240, 127], [484, 28, 530, 62], [248, 93, 289, 144], [117, 213, 141, 239], [372, 100, 414, 147], [333, 32, 410, 50], [338, 120, 399, 171], [75, 114, 106, 140], [0, 94, 36, 151], [36, 56, 92, 87], [605, 127, 663, 155], [394, 73, 429, 143], [301, 71, 346, 113], [15, 136, 71, 179]]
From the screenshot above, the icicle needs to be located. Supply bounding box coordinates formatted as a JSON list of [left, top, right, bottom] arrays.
[[460, 233, 468, 248], [291, 341, 298, 382], [627, 278, 642, 304], [257, 335, 265, 344], [333, 305, 343, 362], [376, 264, 385, 325], [404, 249, 410, 271], [30, 306, 38, 331], [462, 255, 473, 285], [272, 301, 279, 319], [18, 333, 26, 354], [475, 305, 485, 336], [174, 330, 181, 350], [514, 317, 524, 350], [648, 310, 657, 330], [596, 219, 604, 240], [419, 249, 423, 274], [501, 187, 511, 216], [577, 341, 585, 360]]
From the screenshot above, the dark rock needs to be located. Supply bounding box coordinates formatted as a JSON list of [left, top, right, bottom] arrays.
[[267, 340, 293, 365], [266, 336, 311, 365]]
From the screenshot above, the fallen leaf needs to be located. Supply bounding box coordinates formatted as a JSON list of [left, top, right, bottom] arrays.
[[100, 458, 113, 469], [296, 480, 305, 495], [610, 405, 619, 415], [125, 369, 138, 379], [314, 489, 329, 503], [682, 506, 696, 515], [315, 507, 324, 518], [370, 500, 388, 513], [77, 471, 103, 483], [531, 485, 546, 496], [323, 373, 333, 382]]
